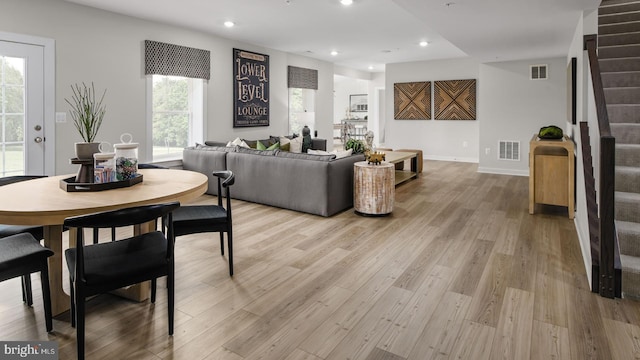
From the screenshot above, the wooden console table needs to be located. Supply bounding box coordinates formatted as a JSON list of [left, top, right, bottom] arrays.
[[354, 162, 394, 216], [529, 135, 575, 219], [384, 151, 418, 185]]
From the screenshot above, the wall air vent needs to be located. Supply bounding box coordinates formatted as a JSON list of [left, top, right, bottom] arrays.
[[530, 64, 548, 80], [499, 141, 520, 161]]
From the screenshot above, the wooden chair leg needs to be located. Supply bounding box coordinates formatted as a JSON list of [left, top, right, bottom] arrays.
[[40, 268, 53, 332], [151, 278, 157, 303], [23, 274, 33, 306], [70, 280, 76, 328], [227, 231, 233, 277], [76, 292, 86, 360], [168, 264, 174, 335]]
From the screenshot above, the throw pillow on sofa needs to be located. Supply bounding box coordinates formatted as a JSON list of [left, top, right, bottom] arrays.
[[226, 137, 249, 148], [308, 148, 352, 159], [256, 140, 279, 151], [289, 137, 303, 153]]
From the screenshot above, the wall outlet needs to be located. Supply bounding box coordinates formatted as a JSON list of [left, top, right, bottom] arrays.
[[462, 141, 468, 148], [55, 112, 66, 123], [485, 147, 490, 155]]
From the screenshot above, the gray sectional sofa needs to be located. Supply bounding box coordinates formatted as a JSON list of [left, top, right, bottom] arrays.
[[182, 143, 365, 216]]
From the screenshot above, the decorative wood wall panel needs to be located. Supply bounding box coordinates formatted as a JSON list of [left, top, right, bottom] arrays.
[[394, 82, 431, 120], [434, 79, 476, 120]]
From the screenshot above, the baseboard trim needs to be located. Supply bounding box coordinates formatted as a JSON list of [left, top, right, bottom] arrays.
[[424, 155, 478, 163], [477, 167, 529, 177]]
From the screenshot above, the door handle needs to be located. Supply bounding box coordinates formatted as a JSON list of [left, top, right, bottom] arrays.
[[34, 137, 43, 143]]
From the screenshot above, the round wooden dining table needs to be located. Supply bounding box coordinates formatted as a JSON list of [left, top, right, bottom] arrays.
[[0, 169, 208, 316]]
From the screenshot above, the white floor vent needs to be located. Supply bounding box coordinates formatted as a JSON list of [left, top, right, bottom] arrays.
[[499, 141, 520, 161]]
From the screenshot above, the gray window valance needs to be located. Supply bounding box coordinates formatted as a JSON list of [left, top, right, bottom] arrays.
[[145, 40, 210, 80], [288, 66, 318, 90]]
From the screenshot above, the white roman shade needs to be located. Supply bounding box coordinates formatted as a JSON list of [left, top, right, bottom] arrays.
[[145, 40, 210, 80]]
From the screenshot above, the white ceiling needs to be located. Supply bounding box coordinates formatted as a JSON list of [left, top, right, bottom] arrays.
[[64, 0, 601, 72]]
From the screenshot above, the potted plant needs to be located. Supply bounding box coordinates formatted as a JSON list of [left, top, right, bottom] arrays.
[[65, 82, 106, 159], [345, 138, 366, 154]]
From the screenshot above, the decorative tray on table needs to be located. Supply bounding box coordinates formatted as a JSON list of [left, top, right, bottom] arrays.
[[59, 174, 143, 192]]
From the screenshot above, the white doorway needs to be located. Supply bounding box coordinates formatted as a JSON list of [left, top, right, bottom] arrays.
[[0, 32, 55, 176]]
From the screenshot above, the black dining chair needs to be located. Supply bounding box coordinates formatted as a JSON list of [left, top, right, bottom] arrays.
[[171, 170, 235, 276], [0, 175, 47, 305], [91, 164, 166, 245], [0, 232, 54, 332], [64, 202, 180, 360]]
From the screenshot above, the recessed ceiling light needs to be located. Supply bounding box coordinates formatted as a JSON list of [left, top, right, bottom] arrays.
[[224, 21, 235, 28], [331, 50, 339, 56], [420, 41, 428, 47], [341, 0, 353, 5], [368, 65, 374, 70]]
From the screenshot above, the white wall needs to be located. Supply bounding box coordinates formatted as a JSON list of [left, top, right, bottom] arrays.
[[1, 0, 334, 174], [385, 58, 480, 161], [333, 75, 370, 123], [478, 57, 568, 176]]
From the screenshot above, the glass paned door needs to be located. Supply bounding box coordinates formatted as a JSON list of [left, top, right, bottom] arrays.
[[0, 41, 44, 176]]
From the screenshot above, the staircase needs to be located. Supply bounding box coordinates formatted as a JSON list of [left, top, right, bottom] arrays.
[[599, 0, 640, 298]]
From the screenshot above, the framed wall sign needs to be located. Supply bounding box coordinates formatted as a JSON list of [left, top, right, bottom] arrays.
[[233, 48, 270, 127]]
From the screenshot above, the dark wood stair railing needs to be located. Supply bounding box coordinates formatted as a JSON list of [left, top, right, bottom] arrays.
[[580, 121, 601, 292], [584, 34, 621, 298]]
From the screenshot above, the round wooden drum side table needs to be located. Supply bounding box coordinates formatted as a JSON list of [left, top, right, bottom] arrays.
[[354, 161, 395, 216]]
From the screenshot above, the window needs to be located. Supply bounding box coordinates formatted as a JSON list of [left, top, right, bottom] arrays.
[[0, 56, 25, 176], [147, 75, 204, 162], [144, 40, 210, 162], [288, 87, 316, 136], [287, 66, 318, 137]]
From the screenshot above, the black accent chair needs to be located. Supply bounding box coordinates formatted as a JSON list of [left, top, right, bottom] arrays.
[[91, 164, 166, 245], [0, 175, 47, 305], [0, 233, 54, 332], [172, 170, 235, 276], [64, 202, 180, 360]]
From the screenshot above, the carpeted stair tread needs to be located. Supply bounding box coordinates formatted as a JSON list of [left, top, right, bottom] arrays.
[[603, 71, 640, 87], [608, 104, 640, 123], [600, 1, 640, 15], [617, 220, 640, 256], [615, 191, 640, 222], [611, 123, 640, 143], [600, 45, 640, 59], [616, 166, 640, 193], [600, 32, 640, 46], [601, 57, 640, 72], [601, 11, 640, 25], [621, 254, 640, 298], [600, 10, 640, 25], [600, 21, 640, 35], [604, 86, 640, 103], [616, 144, 640, 166]]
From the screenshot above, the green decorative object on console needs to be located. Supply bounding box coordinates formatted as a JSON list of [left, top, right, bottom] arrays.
[[538, 125, 563, 139]]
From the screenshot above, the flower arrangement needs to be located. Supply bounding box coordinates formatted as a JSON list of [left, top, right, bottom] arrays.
[[345, 138, 366, 154], [65, 82, 106, 143]]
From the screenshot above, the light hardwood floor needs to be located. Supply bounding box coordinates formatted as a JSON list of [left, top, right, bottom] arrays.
[[1, 160, 639, 359]]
